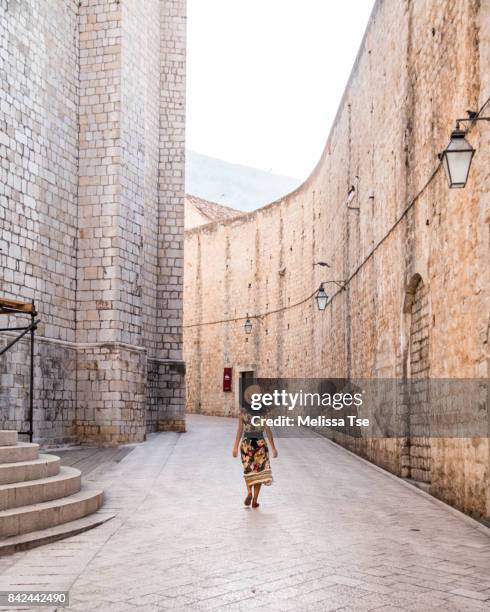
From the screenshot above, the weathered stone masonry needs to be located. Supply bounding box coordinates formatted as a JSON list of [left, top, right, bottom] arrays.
[[184, 0, 490, 519], [0, 0, 186, 444]]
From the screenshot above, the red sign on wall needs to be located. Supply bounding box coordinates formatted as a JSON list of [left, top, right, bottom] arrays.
[[223, 367, 232, 392]]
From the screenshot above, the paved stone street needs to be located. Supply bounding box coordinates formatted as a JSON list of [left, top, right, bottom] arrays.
[[0, 415, 489, 611]]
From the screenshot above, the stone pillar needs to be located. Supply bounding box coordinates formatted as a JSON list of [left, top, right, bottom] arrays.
[[148, 0, 186, 433], [76, 0, 147, 444], [76, 0, 186, 443]]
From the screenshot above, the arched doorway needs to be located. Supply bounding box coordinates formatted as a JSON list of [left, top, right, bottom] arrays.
[[405, 274, 432, 484]]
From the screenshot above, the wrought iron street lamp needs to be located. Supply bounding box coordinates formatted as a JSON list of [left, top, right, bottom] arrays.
[[315, 284, 328, 311], [315, 280, 347, 311], [244, 316, 253, 334], [439, 109, 490, 188], [439, 129, 475, 188]]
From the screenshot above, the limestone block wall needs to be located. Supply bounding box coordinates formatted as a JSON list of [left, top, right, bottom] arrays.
[[0, 0, 186, 444], [0, 0, 80, 443], [184, 0, 490, 519], [151, 0, 187, 433]]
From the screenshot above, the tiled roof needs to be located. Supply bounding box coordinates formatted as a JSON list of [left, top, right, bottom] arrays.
[[186, 195, 243, 222]]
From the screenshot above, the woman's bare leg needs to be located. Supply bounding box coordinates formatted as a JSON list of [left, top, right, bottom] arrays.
[[252, 483, 262, 507], [244, 482, 252, 506]]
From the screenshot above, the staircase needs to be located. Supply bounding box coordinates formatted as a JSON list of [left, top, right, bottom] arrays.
[[0, 430, 111, 555]]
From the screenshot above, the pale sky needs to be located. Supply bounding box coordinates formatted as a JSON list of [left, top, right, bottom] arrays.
[[186, 0, 376, 181]]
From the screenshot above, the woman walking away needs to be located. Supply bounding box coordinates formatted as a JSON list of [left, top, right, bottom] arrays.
[[232, 385, 278, 508]]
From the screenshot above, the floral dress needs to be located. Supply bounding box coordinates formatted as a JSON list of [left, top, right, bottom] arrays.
[[240, 412, 273, 486]]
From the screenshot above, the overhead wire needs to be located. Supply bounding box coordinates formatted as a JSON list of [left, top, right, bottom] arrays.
[[184, 98, 489, 329]]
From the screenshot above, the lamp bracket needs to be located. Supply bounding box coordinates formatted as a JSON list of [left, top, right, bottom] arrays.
[[455, 116, 490, 130], [322, 280, 347, 290], [253, 315, 265, 325]]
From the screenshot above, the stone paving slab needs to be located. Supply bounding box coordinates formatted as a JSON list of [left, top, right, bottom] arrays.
[[0, 415, 488, 611], [55, 446, 136, 479]]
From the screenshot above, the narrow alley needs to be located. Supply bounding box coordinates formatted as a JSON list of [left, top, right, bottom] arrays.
[[1, 415, 488, 611]]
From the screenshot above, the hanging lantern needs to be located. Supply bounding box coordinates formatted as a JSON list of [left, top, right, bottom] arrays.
[[244, 316, 253, 334], [440, 129, 475, 188], [315, 283, 328, 311]]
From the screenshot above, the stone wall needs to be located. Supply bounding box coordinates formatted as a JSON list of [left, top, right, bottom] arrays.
[[154, 0, 186, 433], [184, 0, 490, 519], [0, 0, 186, 444], [0, 0, 80, 443]]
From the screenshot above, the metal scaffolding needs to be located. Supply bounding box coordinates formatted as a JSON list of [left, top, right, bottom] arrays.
[[0, 298, 39, 442]]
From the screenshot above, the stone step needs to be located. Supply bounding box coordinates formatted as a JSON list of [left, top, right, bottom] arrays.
[[0, 442, 39, 464], [0, 510, 116, 556], [0, 466, 81, 511], [0, 431, 17, 447], [0, 453, 60, 485], [0, 486, 104, 539]]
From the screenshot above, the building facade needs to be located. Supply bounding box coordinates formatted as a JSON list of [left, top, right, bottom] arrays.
[[184, 0, 490, 519], [0, 0, 186, 445]]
